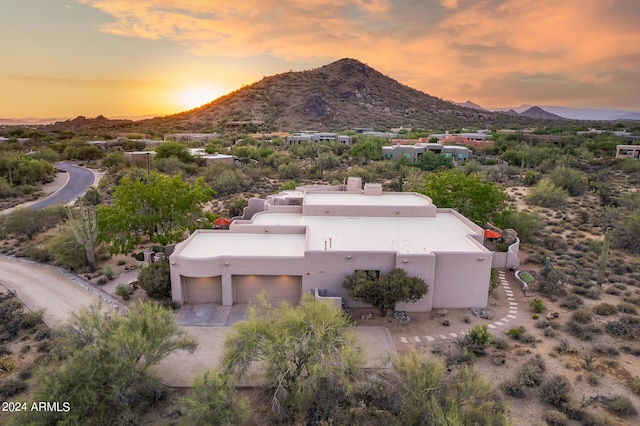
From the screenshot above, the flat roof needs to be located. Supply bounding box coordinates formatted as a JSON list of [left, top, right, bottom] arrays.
[[252, 213, 483, 253], [304, 193, 431, 207], [178, 232, 306, 259]]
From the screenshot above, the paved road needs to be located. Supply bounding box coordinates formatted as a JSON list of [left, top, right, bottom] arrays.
[[30, 162, 95, 208]]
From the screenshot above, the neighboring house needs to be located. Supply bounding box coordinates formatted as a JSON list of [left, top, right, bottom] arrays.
[[286, 132, 353, 145], [166, 133, 221, 143], [382, 143, 473, 163], [189, 148, 235, 166], [123, 151, 155, 167], [169, 177, 512, 312], [616, 145, 640, 159], [427, 131, 495, 150]]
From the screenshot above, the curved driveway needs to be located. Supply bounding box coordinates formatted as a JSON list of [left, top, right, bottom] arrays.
[[31, 162, 95, 208]]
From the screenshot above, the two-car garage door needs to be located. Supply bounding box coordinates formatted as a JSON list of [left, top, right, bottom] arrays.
[[233, 275, 301, 305], [184, 276, 222, 303]]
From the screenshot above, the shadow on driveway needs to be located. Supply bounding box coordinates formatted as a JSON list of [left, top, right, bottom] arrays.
[[176, 303, 249, 326]]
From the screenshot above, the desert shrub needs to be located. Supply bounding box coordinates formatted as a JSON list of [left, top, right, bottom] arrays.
[[540, 375, 572, 408], [503, 210, 543, 243], [628, 377, 640, 395], [46, 226, 87, 270], [604, 286, 620, 295], [571, 307, 593, 324], [507, 326, 525, 340], [28, 245, 52, 262], [137, 260, 171, 299], [560, 294, 584, 310], [617, 303, 637, 315], [584, 286, 601, 300], [500, 378, 525, 398], [115, 283, 132, 300], [565, 320, 600, 341], [544, 409, 568, 426], [492, 336, 509, 350], [228, 197, 248, 218], [593, 345, 620, 357], [524, 178, 569, 207], [612, 211, 640, 254], [605, 315, 640, 340], [517, 358, 545, 387], [529, 298, 546, 313], [103, 266, 114, 280], [0, 378, 28, 397], [586, 372, 600, 386], [549, 166, 588, 196], [593, 303, 617, 316], [20, 310, 44, 329], [456, 323, 493, 355], [604, 395, 637, 417]]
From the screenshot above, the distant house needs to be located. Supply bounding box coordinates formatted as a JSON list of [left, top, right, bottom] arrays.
[[285, 132, 353, 145], [426, 131, 494, 150], [616, 145, 640, 159], [382, 142, 473, 163], [124, 151, 155, 167], [189, 148, 235, 166], [166, 133, 221, 143]]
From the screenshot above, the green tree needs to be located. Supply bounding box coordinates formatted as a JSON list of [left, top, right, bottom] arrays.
[[549, 166, 588, 196], [351, 137, 383, 161], [155, 140, 193, 162], [419, 170, 513, 227], [180, 371, 250, 426], [222, 294, 363, 421], [98, 172, 214, 253], [504, 210, 543, 243], [138, 260, 171, 298], [415, 150, 454, 171], [228, 197, 248, 217], [393, 350, 509, 425], [524, 178, 569, 207], [19, 301, 197, 425], [342, 268, 428, 316]]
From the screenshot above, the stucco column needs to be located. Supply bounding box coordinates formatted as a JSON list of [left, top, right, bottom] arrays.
[[221, 273, 233, 306]]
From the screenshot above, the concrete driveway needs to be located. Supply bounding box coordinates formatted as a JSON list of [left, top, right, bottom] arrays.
[[0, 257, 396, 387]]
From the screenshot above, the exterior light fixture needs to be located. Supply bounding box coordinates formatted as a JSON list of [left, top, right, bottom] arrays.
[[477, 257, 484, 262], [225, 262, 230, 266], [346, 256, 352, 260], [402, 259, 408, 264]]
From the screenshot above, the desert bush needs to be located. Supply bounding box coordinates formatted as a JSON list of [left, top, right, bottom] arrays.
[[456, 323, 493, 355], [492, 336, 509, 350], [593, 345, 620, 357], [605, 315, 640, 340], [628, 377, 640, 395], [529, 298, 546, 313], [560, 294, 584, 310], [565, 320, 601, 341], [46, 226, 87, 270], [103, 266, 114, 280], [612, 211, 640, 254], [517, 358, 545, 387], [571, 307, 593, 324], [0, 378, 28, 397], [604, 395, 637, 417], [500, 378, 525, 398], [28, 245, 52, 262], [544, 409, 568, 426], [617, 303, 637, 314], [540, 375, 572, 408], [524, 178, 569, 207], [593, 303, 617, 316], [115, 283, 132, 300], [549, 166, 588, 196], [507, 326, 525, 340]]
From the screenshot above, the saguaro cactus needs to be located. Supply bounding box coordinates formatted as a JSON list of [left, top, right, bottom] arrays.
[[66, 199, 98, 272]]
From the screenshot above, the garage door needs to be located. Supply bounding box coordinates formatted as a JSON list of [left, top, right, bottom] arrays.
[[184, 276, 222, 303], [233, 275, 301, 305]]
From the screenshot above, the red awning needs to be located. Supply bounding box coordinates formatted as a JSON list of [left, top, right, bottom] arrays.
[[484, 229, 501, 239], [213, 217, 231, 226]]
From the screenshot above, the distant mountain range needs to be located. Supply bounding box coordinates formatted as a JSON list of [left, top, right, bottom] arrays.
[[454, 101, 640, 121]]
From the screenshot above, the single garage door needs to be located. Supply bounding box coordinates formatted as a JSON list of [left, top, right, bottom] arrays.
[[233, 275, 302, 305], [184, 276, 222, 303]]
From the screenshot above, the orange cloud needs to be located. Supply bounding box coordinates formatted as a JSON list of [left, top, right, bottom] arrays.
[[76, 0, 640, 108]]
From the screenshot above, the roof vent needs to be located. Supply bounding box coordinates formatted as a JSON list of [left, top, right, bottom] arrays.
[[364, 183, 382, 196]]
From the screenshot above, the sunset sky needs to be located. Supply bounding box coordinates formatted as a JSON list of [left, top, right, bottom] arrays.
[[2, 0, 639, 119]]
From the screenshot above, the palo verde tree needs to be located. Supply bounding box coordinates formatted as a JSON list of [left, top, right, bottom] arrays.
[[19, 301, 197, 425], [342, 268, 428, 316], [222, 293, 363, 422], [98, 172, 213, 253], [420, 169, 513, 227]]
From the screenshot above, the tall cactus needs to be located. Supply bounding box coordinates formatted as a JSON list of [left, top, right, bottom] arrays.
[[66, 199, 98, 272]]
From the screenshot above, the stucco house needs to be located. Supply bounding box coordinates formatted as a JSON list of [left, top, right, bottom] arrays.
[[169, 177, 510, 312], [616, 145, 640, 159], [286, 132, 353, 145], [382, 143, 473, 163]]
